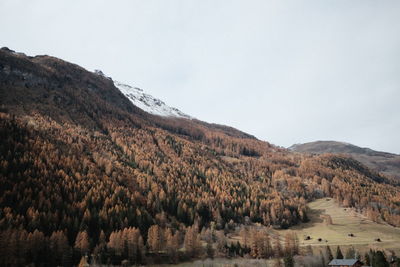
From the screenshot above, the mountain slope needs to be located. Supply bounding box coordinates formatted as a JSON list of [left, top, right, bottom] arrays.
[[1, 48, 399, 266], [113, 80, 191, 119], [289, 141, 400, 180], [93, 69, 189, 119], [0, 47, 253, 141]]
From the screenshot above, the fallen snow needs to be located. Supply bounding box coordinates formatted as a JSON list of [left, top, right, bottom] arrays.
[[113, 80, 191, 119], [93, 69, 191, 119]]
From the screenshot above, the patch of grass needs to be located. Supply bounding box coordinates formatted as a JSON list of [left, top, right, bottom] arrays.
[[276, 198, 400, 253]]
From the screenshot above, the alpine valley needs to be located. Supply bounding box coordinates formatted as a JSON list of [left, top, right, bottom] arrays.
[[1, 48, 399, 266]]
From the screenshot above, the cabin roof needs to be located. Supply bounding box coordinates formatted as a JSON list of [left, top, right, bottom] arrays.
[[328, 259, 359, 265]]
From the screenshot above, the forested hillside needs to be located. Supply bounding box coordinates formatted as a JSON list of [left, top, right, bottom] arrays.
[[0, 48, 399, 266], [290, 141, 400, 180]]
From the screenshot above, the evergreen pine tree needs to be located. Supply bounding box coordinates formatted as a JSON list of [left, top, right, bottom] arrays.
[[74, 231, 90, 256], [364, 253, 371, 266], [336, 246, 343, 259], [325, 245, 333, 261], [206, 239, 214, 259], [320, 250, 326, 266], [78, 256, 90, 267], [284, 254, 294, 267], [373, 251, 389, 267]]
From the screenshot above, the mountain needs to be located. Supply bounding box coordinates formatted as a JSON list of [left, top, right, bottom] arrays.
[[0, 47, 252, 140], [289, 141, 400, 180], [1, 48, 399, 266]]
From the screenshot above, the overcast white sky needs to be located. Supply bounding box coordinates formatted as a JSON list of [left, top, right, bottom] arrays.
[[1, 0, 399, 153]]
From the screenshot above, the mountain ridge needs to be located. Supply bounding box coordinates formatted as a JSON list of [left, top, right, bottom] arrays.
[[289, 140, 400, 180], [0, 47, 255, 141]]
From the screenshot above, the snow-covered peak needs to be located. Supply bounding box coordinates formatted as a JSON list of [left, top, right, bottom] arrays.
[[114, 80, 192, 119]]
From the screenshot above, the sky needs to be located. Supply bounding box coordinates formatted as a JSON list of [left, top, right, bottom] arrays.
[[1, 0, 400, 154]]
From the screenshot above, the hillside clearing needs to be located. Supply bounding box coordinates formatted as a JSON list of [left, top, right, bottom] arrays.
[[277, 198, 400, 253]]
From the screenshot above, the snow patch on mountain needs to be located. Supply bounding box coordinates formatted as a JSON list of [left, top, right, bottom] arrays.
[[93, 69, 191, 118], [113, 80, 191, 119]]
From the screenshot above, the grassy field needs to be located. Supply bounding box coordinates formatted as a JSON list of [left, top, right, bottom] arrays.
[[276, 198, 400, 254]]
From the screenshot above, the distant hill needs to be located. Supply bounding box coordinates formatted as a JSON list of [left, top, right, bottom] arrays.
[[289, 141, 400, 180]]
